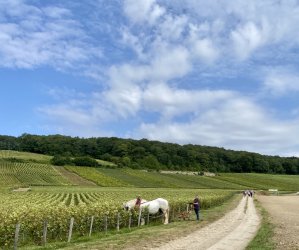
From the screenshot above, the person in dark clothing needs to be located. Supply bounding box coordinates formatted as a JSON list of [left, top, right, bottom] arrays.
[[193, 195, 200, 221]]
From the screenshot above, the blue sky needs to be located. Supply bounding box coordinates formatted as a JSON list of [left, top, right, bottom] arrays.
[[1, 0, 299, 156]]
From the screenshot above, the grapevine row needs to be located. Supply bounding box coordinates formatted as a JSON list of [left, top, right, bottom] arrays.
[[0, 189, 235, 247]]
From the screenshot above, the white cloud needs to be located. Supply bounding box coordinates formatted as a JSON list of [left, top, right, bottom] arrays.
[[108, 64, 149, 87], [43, 7, 71, 18], [38, 89, 117, 137], [123, 0, 165, 25], [40, 82, 299, 156], [192, 38, 219, 64], [103, 44, 192, 118], [231, 22, 267, 60], [28, 1, 299, 156], [104, 85, 143, 118], [160, 0, 299, 61], [263, 67, 299, 95], [143, 82, 234, 118], [150, 45, 191, 80], [121, 28, 146, 59], [138, 97, 299, 156], [0, 0, 101, 70], [0, 0, 40, 17], [159, 14, 188, 41]]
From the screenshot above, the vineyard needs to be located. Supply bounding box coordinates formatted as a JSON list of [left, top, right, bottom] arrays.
[[65, 166, 131, 187], [1, 150, 299, 190], [0, 187, 235, 248], [213, 173, 299, 191], [71, 167, 299, 190], [1, 161, 299, 190], [0, 161, 70, 186], [1, 150, 299, 248]]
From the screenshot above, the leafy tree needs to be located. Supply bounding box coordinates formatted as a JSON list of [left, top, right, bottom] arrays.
[[238, 154, 253, 172], [51, 155, 72, 166], [121, 156, 131, 167], [72, 156, 98, 167], [0, 133, 299, 174], [139, 155, 160, 170]]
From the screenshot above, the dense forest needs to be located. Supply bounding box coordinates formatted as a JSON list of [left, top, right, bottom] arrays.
[[0, 134, 298, 174]]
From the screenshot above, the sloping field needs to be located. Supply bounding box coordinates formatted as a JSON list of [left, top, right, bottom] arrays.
[[0, 150, 51, 164], [94, 168, 299, 190], [65, 166, 131, 187], [54, 166, 97, 186], [1, 151, 299, 190], [214, 173, 299, 191], [1, 161, 299, 190], [0, 161, 70, 186], [98, 169, 246, 189]]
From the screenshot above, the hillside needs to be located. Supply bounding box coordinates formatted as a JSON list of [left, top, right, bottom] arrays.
[[1, 134, 299, 174], [0, 160, 69, 186], [71, 167, 299, 190], [0, 149, 51, 164], [1, 150, 299, 190]]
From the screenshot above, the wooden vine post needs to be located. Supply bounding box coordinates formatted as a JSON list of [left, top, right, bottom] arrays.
[[67, 217, 74, 243], [89, 216, 94, 237], [42, 220, 48, 246], [14, 223, 20, 250], [128, 212, 132, 229], [116, 213, 120, 231], [104, 215, 108, 234], [138, 207, 142, 227]]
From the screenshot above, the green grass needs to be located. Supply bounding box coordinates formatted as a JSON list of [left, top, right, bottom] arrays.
[[98, 168, 245, 188], [215, 173, 299, 191], [246, 200, 275, 250], [86, 168, 299, 190], [0, 150, 52, 164], [163, 173, 247, 189], [65, 166, 131, 187], [96, 159, 117, 167]]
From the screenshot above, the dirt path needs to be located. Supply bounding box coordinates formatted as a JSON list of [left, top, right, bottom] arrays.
[[150, 196, 260, 250], [257, 195, 299, 250]]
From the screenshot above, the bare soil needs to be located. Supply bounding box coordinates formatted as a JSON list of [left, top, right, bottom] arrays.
[[257, 195, 299, 250], [149, 196, 260, 250]]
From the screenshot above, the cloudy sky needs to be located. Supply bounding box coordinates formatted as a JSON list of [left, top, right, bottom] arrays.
[[1, 0, 299, 156]]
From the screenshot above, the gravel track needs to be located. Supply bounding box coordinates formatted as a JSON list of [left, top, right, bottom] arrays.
[[151, 196, 260, 250], [257, 195, 299, 250]]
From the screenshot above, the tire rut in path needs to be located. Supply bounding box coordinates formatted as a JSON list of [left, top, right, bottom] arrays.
[[151, 196, 260, 250]]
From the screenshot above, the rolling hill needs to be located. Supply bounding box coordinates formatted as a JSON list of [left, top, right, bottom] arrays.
[[0, 150, 299, 190]]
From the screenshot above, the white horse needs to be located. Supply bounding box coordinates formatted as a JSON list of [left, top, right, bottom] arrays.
[[125, 198, 170, 225], [124, 198, 148, 210]]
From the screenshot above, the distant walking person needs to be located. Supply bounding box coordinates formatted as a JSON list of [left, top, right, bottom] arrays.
[[193, 195, 200, 221]]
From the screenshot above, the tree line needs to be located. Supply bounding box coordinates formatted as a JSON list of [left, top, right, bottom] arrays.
[[0, 134, 298, 174]]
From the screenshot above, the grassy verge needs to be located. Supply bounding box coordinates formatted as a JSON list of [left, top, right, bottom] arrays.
[[22, 194, 241, 250], [246, 199, 275, 250]]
